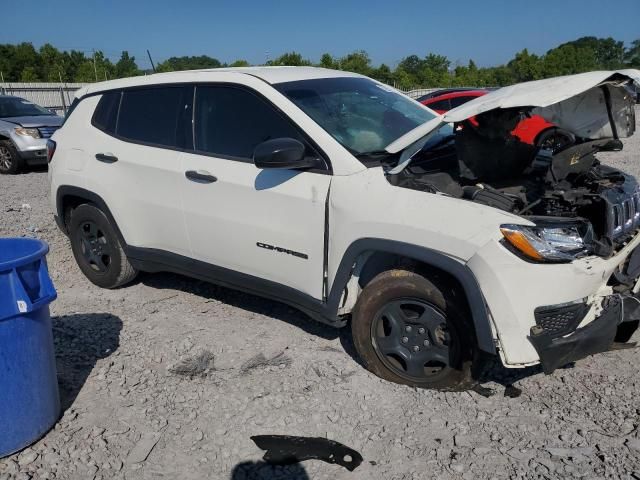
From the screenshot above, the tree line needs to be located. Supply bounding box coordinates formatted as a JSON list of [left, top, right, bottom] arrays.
[[1, 37, 638, 89]]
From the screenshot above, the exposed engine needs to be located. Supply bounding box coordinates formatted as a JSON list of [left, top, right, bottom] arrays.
[[386, 108, 640, 257]]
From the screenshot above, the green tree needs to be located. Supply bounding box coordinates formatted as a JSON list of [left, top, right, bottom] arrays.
[[156, 55, 222, 72], [371, 63, 393, 85], [318, 53, 337, 69], [39, 43, 65, 81], [625, 39, 640, 67], [266, 52, 311, 66], [557, 36, 625, 69], [542, 44, 598, 77], [508, 49, 542, 82], [338, 50, 372, 75], [229, 59, 250, 67], [20, 66, 39, 82], [115, 51, 140, 78]]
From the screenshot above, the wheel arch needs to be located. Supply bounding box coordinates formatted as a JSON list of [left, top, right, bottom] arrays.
[[56, 186, 127, 246], [533, 125, 575, 147], [327, 239, 496, 354]]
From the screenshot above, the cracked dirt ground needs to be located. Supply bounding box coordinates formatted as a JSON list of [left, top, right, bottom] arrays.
[[1, 108, 639, 479]]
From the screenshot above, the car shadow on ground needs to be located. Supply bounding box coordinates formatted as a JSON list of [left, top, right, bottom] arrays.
[[137, 272, 546, 393], [52, 313, 122, 411], [137, 272, 342, 341], [229, 461, 310, 480]]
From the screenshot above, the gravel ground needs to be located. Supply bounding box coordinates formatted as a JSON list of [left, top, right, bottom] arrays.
[[1, 109, 640, 480]]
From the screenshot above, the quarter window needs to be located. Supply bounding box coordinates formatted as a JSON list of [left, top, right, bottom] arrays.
[[91, 92, 120, 134], [117, 87, 191, 149], [194, 86, 304, 159]]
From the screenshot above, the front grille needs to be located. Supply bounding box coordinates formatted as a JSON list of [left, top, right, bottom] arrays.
[[37, 126, 59, 139], [533, 301, 589, 337]]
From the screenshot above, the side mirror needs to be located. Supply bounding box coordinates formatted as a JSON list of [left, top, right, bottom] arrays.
[[253, 138, 318, 170]]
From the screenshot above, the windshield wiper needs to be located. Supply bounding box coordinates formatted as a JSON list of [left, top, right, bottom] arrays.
[[354, 150, 392, 160], [354, 150, 395, 166]]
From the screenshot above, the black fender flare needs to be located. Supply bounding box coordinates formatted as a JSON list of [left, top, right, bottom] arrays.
[[55, 185, 128, 246], [326, 238, 496, 354]]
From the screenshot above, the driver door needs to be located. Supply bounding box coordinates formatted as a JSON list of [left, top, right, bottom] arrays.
[[179, 84, 331, 299]]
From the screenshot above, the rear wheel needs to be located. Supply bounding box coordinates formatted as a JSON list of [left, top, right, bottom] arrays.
[[535, 128, 574, 153], [352, 270, 476, 390], [69, 204, 137, 288], [0, 140, 22, 174]]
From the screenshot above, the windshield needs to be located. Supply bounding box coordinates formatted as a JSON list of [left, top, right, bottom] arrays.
[[0, 97, 52, 117], [275, 77, 435, 157]]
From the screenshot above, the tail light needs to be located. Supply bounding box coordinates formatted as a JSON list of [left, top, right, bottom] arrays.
[[46, 139, 56, 164]]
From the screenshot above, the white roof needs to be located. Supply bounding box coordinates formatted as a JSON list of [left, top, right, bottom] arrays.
[[75, 67, 363, 98]]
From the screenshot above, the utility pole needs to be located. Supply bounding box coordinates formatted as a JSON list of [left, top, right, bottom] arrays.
[[92, 49, 98, 82], [146, 50, 156, 73]]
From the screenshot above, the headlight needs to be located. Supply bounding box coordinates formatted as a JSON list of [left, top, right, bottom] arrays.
[[500, 221, 592, 262], [14, 127, 41, 139]]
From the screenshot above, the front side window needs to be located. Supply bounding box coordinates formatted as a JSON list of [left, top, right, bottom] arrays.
[[276, 77, 435, 156], [117, 87, 191, 149], [194, 85, 304, 159]]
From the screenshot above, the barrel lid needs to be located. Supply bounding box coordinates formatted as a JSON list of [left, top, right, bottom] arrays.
[[0, 238, 49, 271]]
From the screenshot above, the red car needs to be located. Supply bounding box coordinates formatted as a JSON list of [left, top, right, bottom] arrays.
[[418, 88, 573, 151]]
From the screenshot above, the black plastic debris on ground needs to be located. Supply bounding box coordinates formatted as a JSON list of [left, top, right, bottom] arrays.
[[504, 384, 523, 398], [251, 435, 363, 472]]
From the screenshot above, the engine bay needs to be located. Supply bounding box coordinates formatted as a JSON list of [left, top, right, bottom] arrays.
[[385, 108, 640, 258]]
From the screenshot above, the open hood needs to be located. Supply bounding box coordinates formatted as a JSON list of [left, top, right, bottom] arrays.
[[386, 69, 639, 154]]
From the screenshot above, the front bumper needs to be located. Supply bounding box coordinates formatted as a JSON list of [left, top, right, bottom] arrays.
[[528, 295, 638, 373], [10, 135, 48, 164], [468, 231, 640, 366]]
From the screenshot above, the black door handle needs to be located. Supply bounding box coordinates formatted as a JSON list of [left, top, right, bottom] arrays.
[[185, 170, 217, 183], [95, 153, 118, 163]]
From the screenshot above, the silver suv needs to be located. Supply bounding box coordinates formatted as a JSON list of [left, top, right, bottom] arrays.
[[0, 95, 63, 174]]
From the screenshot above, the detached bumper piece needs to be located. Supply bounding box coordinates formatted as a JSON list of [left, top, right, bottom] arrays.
[[528, 295, 636, 374]]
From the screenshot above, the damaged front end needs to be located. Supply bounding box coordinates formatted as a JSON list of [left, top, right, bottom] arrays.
[[384, 70, 640, 370], [386, 70, 640, 260]]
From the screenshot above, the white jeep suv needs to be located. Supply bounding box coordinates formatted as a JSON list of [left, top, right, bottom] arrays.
[[49, 67, 640, 390]]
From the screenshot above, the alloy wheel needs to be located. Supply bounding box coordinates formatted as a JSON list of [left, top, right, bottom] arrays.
[[0, 146, 12, 171]]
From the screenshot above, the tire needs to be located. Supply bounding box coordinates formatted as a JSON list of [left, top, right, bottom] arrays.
[[535, 128, 574, 153], [69, 204, 138, 289], [0, 140, 23, 174], [351, 269, 477, 390]]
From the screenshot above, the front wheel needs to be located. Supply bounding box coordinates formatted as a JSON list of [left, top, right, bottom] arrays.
[[69, 204, 138, 289], [351, 270, 476, 390], [0, 140, 23, 174]]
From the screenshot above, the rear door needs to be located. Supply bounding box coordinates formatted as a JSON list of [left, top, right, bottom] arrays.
[[87, 86, 192, 256], [179, 84, 331, 299]]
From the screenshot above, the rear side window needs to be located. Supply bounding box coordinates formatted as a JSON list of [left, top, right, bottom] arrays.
[[91, 92, 120, 133], [117, 87, 191, 149], [194, 85, 304, 159], [449, 96, 474, 108], [426, 99, 450, 111]]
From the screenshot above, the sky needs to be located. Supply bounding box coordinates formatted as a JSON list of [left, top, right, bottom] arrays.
[[2, 0, 638, 69]]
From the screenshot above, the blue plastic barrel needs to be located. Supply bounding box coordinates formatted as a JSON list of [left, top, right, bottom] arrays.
[[0, 238, 59, 458]]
